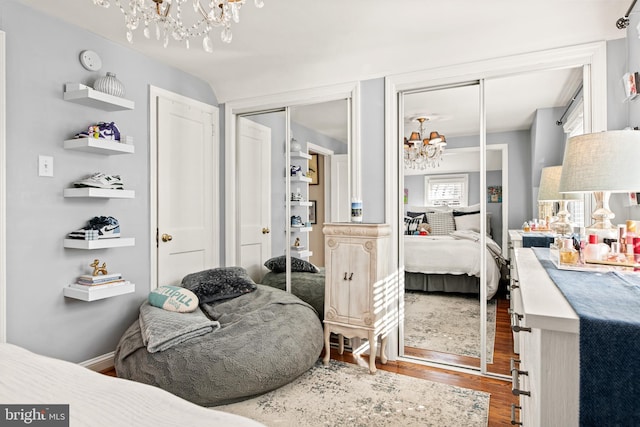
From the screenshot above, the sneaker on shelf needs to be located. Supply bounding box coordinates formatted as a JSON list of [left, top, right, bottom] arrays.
[[73, 173, 124, 190], [89, 216, 121, 239], [67, 216, 121, 240], [67, 229, 99, 240], [74, 122, 121, 141]]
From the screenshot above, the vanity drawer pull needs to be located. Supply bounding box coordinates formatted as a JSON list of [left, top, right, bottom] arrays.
[[512, 324, 532, 333], [511, 358, 530, 397], [510, 404, 523, 425], [510, 280, 520, 290], [510, 310, 531, 333]]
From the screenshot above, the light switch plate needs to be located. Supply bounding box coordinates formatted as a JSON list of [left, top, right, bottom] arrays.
[[38, 155, 53, 177]]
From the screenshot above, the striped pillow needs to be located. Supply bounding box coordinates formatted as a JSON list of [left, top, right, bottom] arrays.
[[404, 216, 423, 235]]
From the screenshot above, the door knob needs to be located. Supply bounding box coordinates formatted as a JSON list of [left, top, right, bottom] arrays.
[[161, 233, 173, 242], [262, 227, 271, 234]]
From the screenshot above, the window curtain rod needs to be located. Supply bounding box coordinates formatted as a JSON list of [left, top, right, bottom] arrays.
[[556, 84, 583, 126], [617, 0, 638, 28]]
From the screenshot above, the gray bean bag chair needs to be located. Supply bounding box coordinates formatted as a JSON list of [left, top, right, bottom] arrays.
[[261, 268, 325, 321], [115, 284, 323, 407]]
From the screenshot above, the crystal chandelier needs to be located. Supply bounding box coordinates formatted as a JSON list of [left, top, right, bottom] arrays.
[[404, 117, 447, 169], [92, 0, 264, 52]]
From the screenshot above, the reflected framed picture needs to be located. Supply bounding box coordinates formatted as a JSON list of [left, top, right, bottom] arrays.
[[488, 185, 502, 203], [309, 200, 317, 224], [309, 153, 319, 185]]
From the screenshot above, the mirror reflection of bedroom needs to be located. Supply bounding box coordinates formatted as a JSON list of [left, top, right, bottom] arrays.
[[237, 100, 349, 309], [401, 66, 584, 376]]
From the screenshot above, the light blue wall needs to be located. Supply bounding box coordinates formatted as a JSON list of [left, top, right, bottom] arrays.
[[531, 107, 566, 187], [2, 0, 217, 362]]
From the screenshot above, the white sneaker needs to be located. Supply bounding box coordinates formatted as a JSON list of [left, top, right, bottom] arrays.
[[73, 173, 124, 189]]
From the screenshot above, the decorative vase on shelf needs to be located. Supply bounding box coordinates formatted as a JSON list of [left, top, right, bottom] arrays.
[[93, 72, 125, 97], [290, 137, 302, 152]]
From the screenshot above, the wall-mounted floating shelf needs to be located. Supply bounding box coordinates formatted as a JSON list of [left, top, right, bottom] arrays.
[[292, 250, 313, 258], [63, 188, 135, 199], [290, 200, 312, 207], [63, 238, 135, 250], [290, 151, 312, 160], [291, 226, 312, 233], [64, 85, 134, 111], [64, 138, 135, 155], [290, 176, 312, 183], [63, 282, 135, 301]]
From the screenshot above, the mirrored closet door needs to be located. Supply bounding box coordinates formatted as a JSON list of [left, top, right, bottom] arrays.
[[483, 66, 584, 376], [235, 99, 350, 294], [399, 65, 587, 377], [400, 83, 485, 370]]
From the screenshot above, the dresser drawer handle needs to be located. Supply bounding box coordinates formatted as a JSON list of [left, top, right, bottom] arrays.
[[508, 309, 522, 320], [512, 324, 532, 333], [510, 311, 531, 333], [510, 280, 520, 290], [510, 404, 523, 425], [511, 363, 531, 397]]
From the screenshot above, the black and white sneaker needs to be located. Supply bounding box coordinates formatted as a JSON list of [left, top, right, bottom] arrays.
[[67, 216, 121, 239], [73, 173, 124, 190]]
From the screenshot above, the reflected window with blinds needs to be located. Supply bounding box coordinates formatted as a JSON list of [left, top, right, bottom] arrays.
[[424, 174, 469, 207]]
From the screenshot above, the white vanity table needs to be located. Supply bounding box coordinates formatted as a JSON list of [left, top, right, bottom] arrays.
[[511, 248, 579, 427]]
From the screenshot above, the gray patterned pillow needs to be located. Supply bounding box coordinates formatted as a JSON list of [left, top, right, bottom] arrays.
[[181, 267, 257, 303], [425, 211, 456, 235], [264, 255, 319, 273]]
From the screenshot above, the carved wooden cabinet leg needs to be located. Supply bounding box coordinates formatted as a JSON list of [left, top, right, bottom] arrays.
[[338, 334, 344, 355], [323, 327, 331, 365], [368, 330, 377, 374], [380, 335, 388, 364]]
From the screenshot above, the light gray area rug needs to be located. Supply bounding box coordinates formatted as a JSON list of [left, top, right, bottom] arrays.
[[404, 292, 497, 362], [218, 360, 489, 427]]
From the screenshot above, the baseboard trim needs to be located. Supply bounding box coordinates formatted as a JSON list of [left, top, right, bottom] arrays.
[[80, 351, 115, 372]]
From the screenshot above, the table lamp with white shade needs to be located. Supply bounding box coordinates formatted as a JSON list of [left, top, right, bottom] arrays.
[[559, 130, 640, 238], [538, 165, 583, 235]]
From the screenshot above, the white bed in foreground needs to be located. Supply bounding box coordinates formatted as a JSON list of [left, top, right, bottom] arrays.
[[0, 343, 264, 427], [404, 230, 504, 299]]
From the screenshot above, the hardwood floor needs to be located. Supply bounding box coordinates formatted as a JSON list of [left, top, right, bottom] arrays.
[[100, 295, 518, 426]]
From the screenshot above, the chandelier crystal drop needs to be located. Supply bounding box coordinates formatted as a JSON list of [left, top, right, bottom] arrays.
[[404, 117, 447, 169], [92, 0, 264, 52]]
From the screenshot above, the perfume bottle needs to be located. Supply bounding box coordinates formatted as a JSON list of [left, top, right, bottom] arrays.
[[559, 238, 579, 265]]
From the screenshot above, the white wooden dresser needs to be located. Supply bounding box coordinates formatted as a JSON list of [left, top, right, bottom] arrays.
[[511, 248, 579, 426]]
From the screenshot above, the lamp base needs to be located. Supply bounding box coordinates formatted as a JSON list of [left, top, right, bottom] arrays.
[[550, 220, 573, 236], [586, 191, 618, 241], [550, 201, 574, 236]]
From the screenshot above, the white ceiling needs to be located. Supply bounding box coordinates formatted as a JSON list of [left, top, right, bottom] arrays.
[[17, 0, 629, 139]]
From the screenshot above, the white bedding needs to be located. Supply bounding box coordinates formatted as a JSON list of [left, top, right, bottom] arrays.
[[404, 231, 503, 299], [0, 343, 264, 427]]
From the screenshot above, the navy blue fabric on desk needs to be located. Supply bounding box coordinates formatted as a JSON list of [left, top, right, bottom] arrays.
[[532, 248, 640, 426], [521, 232, 555, 248]]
